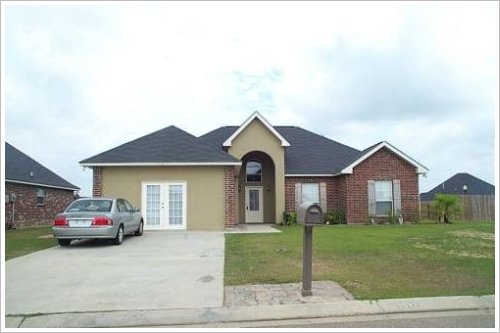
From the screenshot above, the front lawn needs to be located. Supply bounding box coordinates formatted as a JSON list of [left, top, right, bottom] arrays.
[[225, 222, 495, 300], [4, 226, 55, 260]]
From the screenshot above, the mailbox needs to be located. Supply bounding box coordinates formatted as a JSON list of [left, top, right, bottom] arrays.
[[297, 202, 323, 225]]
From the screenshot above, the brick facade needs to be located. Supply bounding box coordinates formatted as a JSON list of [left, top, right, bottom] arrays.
[[285, 177, 335, 212], [224, 166, 237, 228], [92, 167, 103, 197], [4, 182, 76, 228], [343, 147, 420, 223], [284, 148, 420, 224]]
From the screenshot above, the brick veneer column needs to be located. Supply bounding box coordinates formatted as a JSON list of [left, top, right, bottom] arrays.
[[92, 166, 103, 197], [224, 166, 236, 228]]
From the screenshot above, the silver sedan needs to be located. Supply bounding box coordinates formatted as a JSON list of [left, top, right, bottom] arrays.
[[52, 197, 144, 246]]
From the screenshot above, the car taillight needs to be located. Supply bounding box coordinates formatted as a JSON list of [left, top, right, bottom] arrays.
[[54, 217, 68, 227], [91, 217, 113, 227]]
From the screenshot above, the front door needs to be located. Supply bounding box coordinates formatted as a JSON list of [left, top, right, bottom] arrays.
[[245, 186, 263, 223], [142, 182, 187, 230]]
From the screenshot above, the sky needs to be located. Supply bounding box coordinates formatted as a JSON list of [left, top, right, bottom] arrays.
[[2, 1, 499, 197]]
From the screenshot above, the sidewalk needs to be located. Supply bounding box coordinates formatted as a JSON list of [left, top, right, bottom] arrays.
[[5, 280, 495, 328]]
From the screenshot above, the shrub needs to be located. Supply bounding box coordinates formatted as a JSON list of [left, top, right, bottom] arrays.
[[282, 212, 297, 226], [433, 193, 461, 223], [325, 210, 346, 225]]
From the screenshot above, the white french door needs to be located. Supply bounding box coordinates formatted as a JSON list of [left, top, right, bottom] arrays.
[[142, 182, 187, 230]]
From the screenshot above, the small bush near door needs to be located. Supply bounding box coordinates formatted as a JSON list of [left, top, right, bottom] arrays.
[[282, 212, 297, 226]]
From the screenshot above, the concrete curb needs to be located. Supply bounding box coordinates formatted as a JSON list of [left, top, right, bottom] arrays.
[[11, 295, 495, 328]]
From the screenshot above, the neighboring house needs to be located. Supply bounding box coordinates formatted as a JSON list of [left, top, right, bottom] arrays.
[[5, 143, 80, 228], [80, 112, 428, 230], [420, 173, 495, 222], [420, 173, 495, 201]]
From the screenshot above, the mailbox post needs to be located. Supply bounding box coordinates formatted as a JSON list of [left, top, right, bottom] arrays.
[[297, 202, 323, 296]]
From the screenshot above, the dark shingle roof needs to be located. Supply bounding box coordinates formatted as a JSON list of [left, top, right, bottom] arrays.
[[5, 142, 80, 190], [80, 126, 240, 164], [200, 126, 361, 174], [275, 127, 361, 174], [420, 173, 495, 201]]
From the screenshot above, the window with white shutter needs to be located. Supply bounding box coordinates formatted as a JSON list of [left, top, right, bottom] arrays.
[[295, 182, 327, 212], [368, 180, 402, 216]]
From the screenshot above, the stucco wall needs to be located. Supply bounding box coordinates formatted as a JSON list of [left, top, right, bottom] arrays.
[[228, 118, 285, 223], [101, 166, 226, 230]]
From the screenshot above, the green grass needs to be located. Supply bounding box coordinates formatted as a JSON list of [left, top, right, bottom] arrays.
[[225, 221, 495, 300], [5, 226, 56, 260]]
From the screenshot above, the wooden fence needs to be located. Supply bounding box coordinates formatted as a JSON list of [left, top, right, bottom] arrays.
[[420, 195, 495, 222]]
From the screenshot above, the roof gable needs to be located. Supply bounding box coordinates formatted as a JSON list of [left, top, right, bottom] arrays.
[[201, 125, 362, 175], [5, 143, 80, 191], [420, 173, 495, 201], [339, 141, 429, 175], [222, 111, 290, 147], [80, 125, 240, 166]]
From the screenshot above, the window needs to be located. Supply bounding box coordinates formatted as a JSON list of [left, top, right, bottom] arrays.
[[116, 199, 128, 212], [375, 181, 393, 215], [246, 160, 262, 182], [123, 200, 134, 212], [368, 180, 401, 217], [36, 188, 46, 205], [66, 199, 112, 212], [301, 183, 319, 204], [295, 182, 327, 212]]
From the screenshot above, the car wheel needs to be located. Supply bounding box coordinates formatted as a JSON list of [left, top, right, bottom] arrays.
[[113, 225, 124, 245], [135, 221, 144, 236], [58, 239, 71, 246]]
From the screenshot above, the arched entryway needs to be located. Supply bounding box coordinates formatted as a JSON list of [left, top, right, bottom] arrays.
[[238, 151, 276, 223]]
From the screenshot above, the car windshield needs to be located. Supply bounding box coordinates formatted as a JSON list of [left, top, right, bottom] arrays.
[[66, 199, 112, 213]]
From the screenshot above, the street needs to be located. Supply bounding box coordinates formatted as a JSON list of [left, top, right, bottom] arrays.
[[173, 309, 495, 329]]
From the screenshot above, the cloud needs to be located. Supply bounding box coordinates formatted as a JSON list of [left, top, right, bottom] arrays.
[[3, 1, 497, 196]]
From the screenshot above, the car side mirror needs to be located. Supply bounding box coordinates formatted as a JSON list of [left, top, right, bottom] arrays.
[[133, 207, 140, 212]]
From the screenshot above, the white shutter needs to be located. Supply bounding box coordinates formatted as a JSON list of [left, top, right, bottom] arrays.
[[367, 180, 376, 216], [295, 183, 302, 211], [393, 179, 401, 215], [319, 182, 327, 213]]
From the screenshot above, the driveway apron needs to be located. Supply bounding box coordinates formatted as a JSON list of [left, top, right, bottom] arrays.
[[5, 231, 224, 315]]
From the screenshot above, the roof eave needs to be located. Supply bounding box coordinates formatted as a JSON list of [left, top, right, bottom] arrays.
[[338, 141, 429, 175], [80, 162, 242, 167], [6, 179, 80, 191], [285, 173, 336, 177]]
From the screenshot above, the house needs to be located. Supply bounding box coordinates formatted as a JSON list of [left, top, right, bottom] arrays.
[[420, 173, 495, 222], [5, 143, 80, 228], [420, 173, 495, 201], [80, 112, 428, 230]]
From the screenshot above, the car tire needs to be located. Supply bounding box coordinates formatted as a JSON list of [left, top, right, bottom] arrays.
[[113, 225, 124, 245], [135, 221, 144, 236], [58, 239, 71, 246]]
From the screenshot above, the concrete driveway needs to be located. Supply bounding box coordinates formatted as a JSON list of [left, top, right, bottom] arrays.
[[5, 231, 224, 315]]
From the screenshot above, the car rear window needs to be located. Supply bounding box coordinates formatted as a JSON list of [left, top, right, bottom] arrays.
[[66, 200, 112, 212]]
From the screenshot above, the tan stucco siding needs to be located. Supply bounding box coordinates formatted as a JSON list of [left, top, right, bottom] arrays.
[[101, 166, 226, 230], [228, 118, 285, 223]]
